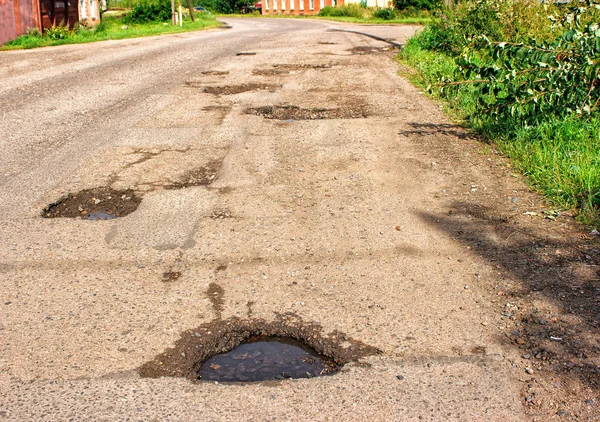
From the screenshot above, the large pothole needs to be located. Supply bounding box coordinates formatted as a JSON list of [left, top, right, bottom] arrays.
[[139, 315, 380, 383], [245, 105, 368, 120], [252, 64, 332, 76], [42, 187, 141, 219], [187, 83, 280, 95]]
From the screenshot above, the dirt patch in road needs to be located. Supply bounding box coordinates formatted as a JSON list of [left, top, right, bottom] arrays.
[[162, 271, 182, 282], [42, 187, 141, 219], [273, 63, 332, 70], [200, 83, 280, 96], [252, 64, 332, 76], [348, 46, 396, 55], [138, 314, 380, 381], [165, 159, 222, 189], [207, 282, 225, 319], [201, 70, 229, 76], [245, 105, 368, 120]]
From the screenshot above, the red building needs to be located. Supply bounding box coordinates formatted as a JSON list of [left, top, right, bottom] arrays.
[[262, 0, 344, 15], [1, 0, 100, 45], [0, 0, 41, 45]]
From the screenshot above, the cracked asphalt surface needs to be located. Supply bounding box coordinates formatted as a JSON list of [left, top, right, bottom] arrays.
[[1, 18, 599, 421]]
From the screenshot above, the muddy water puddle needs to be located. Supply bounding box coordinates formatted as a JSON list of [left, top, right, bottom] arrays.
[[138, 316, 379, 382], [197, 336, 336, 382], [42, 188, 141, 219], [245, 105, 368, 120]]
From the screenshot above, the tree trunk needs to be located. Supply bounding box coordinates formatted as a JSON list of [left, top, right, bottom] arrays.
[[186, 0, 195, 22]]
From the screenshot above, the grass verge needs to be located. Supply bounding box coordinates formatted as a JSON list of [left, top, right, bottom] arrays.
[[399, 34, 600, 228], [218, 13, 430, 25], [1, 14, 222, 50]]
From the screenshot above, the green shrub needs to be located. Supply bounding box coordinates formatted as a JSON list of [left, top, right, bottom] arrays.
[[126, 0, 172, 23], [318, 4, 365, 18], [373, 8, 396, 20], [394, 0, 441, 11], [45, 25, 71, 40], [401, 1, 600, 225]]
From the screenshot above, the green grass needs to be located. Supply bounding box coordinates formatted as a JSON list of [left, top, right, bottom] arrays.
[[1, 13, 221, 50], [398, 34, 600, 227], [218, 13, 431, 25]]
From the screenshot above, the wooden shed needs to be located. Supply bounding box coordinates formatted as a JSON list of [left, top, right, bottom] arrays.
[[1, 0, 100, 45]]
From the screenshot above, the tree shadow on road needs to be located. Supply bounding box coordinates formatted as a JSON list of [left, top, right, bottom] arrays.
[[418, 201, 600, 393]]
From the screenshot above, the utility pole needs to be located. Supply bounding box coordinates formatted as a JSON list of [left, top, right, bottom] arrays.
[[172, 0, 176, 24]]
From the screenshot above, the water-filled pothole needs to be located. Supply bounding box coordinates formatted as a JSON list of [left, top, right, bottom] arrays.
[[245, 105, 368, 120], [197, 335, 337, 382], [139, 315, 379, 383], [42, 188, 141, 219]]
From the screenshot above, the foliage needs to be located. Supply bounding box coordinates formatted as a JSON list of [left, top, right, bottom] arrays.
[[125, 0, 172, 23], [373, 8, 396, 20], [212, 0, 254, 13], [319, 4, 365, 18], [1, 14, 220, 49], [394, 0, 441, 11], [399, 0, 600, 225], [447, 4, 600, 127], [422, 0, 558, 55], [45, 25, 71, 40]]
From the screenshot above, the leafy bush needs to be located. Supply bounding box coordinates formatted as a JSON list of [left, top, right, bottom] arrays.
[[126, 0, 172, 23], [373, 8, 396, 20], [394, 0, 441, 11], [449, 5, 600, 127], [401, 0, 600, 224], [318, 4, 365, 18], [422, 0, 558, 55], [45, 25, 71, 40]]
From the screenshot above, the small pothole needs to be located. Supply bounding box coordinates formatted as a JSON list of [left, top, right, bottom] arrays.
[[197, 83, 280, 96], [42, 188, 141, 219], [166, 159, 222, 189], [138, 315, 379, 383], [201, 70, 229, 76], [348, 46, 395, 55], [198, 335, 336, 382], [245, 105, 368, 120], [162, 271, 182, 282]]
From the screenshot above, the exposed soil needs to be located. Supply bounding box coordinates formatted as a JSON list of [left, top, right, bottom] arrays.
[[162, 271, 182, 282], [41, 187, 141, 219], [201, 70, 229, 76], [200, 83, 280, 96], [273, 63, 332, 70], [138, 314, 380, 381], [206, 282, 225, 319], [165, 159, 222, 189], [209, 210, 233, 219], [245, 104, 368, 120], [348, 46, 395, 55], [252, 64, 332, 76]]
